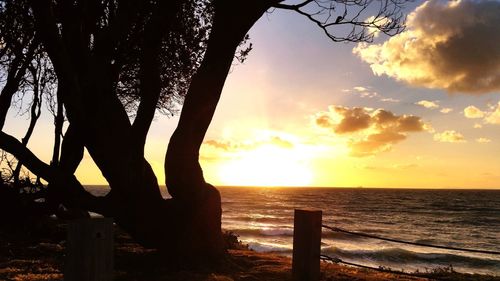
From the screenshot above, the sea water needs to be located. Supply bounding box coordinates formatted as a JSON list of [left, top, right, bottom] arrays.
[[87, 186, 500, 275]]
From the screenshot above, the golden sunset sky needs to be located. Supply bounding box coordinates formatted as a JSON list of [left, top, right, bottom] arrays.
[[4, 0, 500, 188]]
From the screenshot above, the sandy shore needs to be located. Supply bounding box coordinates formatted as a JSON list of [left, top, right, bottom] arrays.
[[0, 222, 497, 281]]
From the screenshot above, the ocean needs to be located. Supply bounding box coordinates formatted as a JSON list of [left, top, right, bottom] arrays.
[[88, 186, 500, 275]]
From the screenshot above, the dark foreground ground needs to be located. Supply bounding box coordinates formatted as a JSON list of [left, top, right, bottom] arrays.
[[0, 219, 498, 281]]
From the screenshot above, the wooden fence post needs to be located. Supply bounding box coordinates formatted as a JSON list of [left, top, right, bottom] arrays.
[[65, 218, 113, 281], [292, 209, 322, 281]]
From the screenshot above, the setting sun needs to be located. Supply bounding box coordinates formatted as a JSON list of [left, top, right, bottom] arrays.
[[217, 144, 313, 187], [2, 1, 500, 279]]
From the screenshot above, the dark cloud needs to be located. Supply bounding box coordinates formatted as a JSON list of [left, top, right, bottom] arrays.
[[355, 0, 500, 94], [316, 106, 371, 134]]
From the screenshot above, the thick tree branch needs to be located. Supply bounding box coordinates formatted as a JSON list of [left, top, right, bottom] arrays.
[[132, 1, 183, 151], [273, 0, 314, 10], [0, 130, 111, 214], [0, 131, 55, 182], [59, 124, 84, 174]]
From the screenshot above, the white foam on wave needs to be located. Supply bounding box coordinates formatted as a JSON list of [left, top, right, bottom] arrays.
[[260, 228, 293, 236], [246, 240, 292, 253]]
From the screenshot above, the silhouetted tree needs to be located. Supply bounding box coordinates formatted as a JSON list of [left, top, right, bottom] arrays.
[[0, 0, 408, 260]]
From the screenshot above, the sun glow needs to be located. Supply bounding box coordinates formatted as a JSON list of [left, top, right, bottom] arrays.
[[217, 144, 313, 187]]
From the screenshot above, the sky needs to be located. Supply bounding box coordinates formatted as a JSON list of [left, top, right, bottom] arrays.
[[5, 0, 500, 188]]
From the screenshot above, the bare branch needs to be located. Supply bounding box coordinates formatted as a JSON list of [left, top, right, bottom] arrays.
[[12, 60, 43, 183], [0, 36, 39, 130], [272, 0, 408, 43]]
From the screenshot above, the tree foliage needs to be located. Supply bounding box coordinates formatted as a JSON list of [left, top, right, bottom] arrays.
[[0, 0, 410, 259]]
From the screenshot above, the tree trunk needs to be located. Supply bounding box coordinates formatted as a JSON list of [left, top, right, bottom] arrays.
[[161, 0, 271, 259]]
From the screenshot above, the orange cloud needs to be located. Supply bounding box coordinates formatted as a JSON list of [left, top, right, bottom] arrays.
[[334, 107, 372, 134], [203, 135, 294, 152], [463, 101, 500, 126], [440, 108, 453, 114], [433, 130, 466, 143], [476, 138, 491, 143], [354, 0, 500, 94], [315, 106, 372, 134], [464, 106, 485, 119], [204, 140, 233, 151], [314, 106, 428, 156], [416, 100, 439, 109], [485, 102, 500, 125], [348, 131, 407, 157]]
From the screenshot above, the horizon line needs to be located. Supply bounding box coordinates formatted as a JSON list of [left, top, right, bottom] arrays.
[[82, 185, 500, 190]]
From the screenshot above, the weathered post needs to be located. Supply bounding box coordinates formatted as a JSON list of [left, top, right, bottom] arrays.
[[292, 209, 322, 281], [65, 218, 113, 281]]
